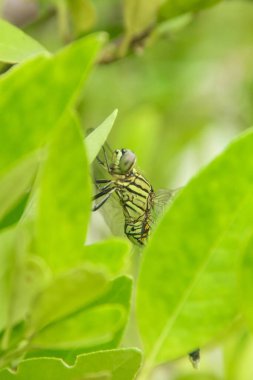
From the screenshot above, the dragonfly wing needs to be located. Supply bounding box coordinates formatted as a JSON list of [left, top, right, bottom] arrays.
[[152, 187, 182, 222], [98, 192, 125, 238]]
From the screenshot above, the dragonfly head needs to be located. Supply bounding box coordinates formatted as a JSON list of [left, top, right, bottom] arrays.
[[110, 149, 136, 175]]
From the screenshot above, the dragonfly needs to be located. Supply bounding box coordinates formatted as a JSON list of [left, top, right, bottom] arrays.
[[92, 142, 200, 368], [92, 145, 176, 246]]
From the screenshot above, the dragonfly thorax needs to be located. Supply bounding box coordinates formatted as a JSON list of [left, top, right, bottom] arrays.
[[109, 149, 136, 176]]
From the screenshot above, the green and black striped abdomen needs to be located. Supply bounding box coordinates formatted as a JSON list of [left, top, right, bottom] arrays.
[[114, 171, 154, 246]]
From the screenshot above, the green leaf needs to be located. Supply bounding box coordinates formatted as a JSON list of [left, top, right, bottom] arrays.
[[91, 276, 133, 350], [239, 237, 253, 331], [85, 109, 118, 164], [224, 329, 253, 380], [123, 0, 160, 38], [83, 239, 131, 276], [0, 18, 48, 63], [0, 227, 48, 335], [0, 152, 39, 224], [0, 193, 29, 230], [36, 115, 91, 272], [0, 228, 19, 333], [26, 267, 108, 335], [32, 304, 125, 349], [137, 128, 253, 371], [4, 255, 50, 331], [0, 348, 142, 380], [0, 33, 103, 178], [159, 0, 222, 21], [27, 276, 133, 361]]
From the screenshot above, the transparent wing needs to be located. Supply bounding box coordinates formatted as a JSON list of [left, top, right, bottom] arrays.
[[152, 187, 182, 222], [92, 142, 125, 238], [98, 194, 125, 238]]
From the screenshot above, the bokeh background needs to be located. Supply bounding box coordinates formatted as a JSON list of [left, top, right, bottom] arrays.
[[2, 1, 253, 379], [2, 1, 253, 188]]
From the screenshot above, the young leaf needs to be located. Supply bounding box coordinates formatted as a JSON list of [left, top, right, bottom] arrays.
[[85, 109, 118, 164], [0, 19, 48, 63], [0, 228, 20, 333], [27, 276, 133, 361], [32, 304, 126, 349], [36, 115, 91, 272], [0, 33, 104, 178], [0, 348, 142, 380], [0, 228, 48, 334], [137, 128, 253, 371], [91, 276, 133, 350], [26, 267, 109, 335], [83, 238, 131, 276]]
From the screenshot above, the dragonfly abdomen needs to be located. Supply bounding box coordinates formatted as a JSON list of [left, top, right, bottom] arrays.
[[114, 171, 154, 246]]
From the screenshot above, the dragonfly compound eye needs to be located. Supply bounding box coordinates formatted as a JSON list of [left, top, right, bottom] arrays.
[[119, 150, 136, 173]]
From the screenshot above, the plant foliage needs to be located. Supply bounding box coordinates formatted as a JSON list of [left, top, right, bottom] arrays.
[[1, 2, 253, 379]]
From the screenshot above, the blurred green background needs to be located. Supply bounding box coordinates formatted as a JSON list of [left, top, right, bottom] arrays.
[[81, 1, 253, 189], [2, 1, 253, 379], [3, 0, 253, 190]]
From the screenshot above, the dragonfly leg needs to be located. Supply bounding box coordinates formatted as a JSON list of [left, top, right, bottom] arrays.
[[96, 156, 107, 169], [93, 185, 115, 201], [95, 179, 114, 191], [92, 191, 114, 211], [102, 146, 110, 173], [92, 186, 116, 211], [95, 179, 111, 184]]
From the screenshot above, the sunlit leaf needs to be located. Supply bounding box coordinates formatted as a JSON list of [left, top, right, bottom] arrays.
[[85, 109, 118, 164], [0, 228, 20, 333], [0, 33, 103, 178], [239, 237, 253, 333], [0, 348, 142, 380], [137, 128, 253, 369], [91, 276, 133, 350], [224, 329, 253, 380], [83, 239, 130, 276], [0, 193, 29, 230], [36, 115, 91, 272], [32, 304, 125, 349], [0, 228, 48, 335], [26, 267, 108, 335], [27, 276, 133, 361], [0, 18, 48, 63], [0, 152, 39, 224]]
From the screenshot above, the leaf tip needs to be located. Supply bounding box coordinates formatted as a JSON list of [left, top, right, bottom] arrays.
[[189, 349, 200, 369], [112, 108, 118, 121]]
